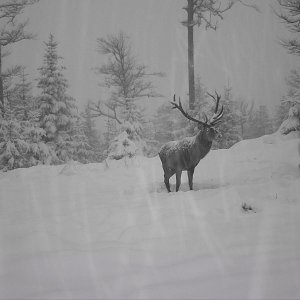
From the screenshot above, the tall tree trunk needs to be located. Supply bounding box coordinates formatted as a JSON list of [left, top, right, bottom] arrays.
[[0, 45, 3, 117], [187, 0, 195, 110]]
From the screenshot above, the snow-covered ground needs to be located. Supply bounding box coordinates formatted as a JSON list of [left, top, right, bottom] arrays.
[[0, 134, 300, 299]]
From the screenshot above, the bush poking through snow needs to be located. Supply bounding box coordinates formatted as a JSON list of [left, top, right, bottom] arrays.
[[241, 203, 256, 213]]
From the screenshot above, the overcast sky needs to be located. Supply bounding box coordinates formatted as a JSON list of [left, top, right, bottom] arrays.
[[5, 0, 299, 114]]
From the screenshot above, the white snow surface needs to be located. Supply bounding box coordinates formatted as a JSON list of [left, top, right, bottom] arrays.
[[0, 135, 300, 299]]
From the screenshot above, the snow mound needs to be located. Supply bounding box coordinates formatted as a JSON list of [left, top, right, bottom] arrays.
[[59, 160, 82, 175], [1, 134, 300, 299]]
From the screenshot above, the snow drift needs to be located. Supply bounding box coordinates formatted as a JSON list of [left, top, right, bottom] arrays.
[[0, 134, 299, 299]]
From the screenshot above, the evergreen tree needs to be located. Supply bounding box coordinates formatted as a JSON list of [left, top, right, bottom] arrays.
[[69, 116, 95, 163], [215, 84, 241, 149], [274, 96, 291, 130], [153, 102, 177, 147], [248, 104, 273, 138], [0, 97, 28, 170], [12, 68, 34, 121], [0, 74, 51, 171], [153, 99, 190, 150], [236, 98, 254, 139], [82, 105, 104, 162], [0, 0, 38, 116], [103, 116, 118, 156], [36, 33, 78, 163]]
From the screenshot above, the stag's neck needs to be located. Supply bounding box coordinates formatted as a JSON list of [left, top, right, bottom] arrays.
[[195, 130, 213, 152]]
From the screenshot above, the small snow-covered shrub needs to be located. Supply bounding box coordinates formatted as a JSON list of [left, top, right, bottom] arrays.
[[107, 122, 148, 160], [107, 131, 137, 160], [279, 104, 300, 135]]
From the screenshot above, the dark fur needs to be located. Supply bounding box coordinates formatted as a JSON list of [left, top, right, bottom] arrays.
[[159, 125, 217, 192]]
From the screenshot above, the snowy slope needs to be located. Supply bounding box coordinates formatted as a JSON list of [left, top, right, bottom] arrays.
[[0, 135, 299, 299]]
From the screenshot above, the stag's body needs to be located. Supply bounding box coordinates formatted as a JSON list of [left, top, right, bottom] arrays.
[[159, 128, 213, 192], [159, 93, 223, 192]]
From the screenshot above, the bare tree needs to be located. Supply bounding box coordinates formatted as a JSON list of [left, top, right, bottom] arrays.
[[181, 0, 259, 110], [275, 0, 300, 56], [0, 0, 38, 116], [90, 32, 163, 125], [238, 99, 254, 138]]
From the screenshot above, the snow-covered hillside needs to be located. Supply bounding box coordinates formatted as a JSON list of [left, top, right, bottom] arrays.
[[0, 135, 299, 299]]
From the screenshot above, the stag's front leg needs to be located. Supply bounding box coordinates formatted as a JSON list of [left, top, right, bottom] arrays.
[[187, 168, 195, 190], [175, 170, 182, 192]]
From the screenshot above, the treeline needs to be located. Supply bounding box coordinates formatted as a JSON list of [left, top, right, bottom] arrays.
[[152, 77, 295, 151], [1, 0, 299, 172], [0, 31, 295, 172], [0, 34, 105, 171]]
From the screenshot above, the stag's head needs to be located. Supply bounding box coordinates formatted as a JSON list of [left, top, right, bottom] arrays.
[[171, 91, 224, 142]]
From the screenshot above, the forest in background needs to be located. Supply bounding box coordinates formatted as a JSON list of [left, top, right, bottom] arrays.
[[0, 0, 300, 171]]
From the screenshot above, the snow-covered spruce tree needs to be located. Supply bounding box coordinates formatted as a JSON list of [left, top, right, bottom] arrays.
[[0, 98, 28, 171], [103, 116, 118, 156], [246, 104, 273, 139], [68, 115, 96, 163], [235, 98, 254, 139], [13, 68, 35, 121], [152, 102, 179, 152], [36, 33, 79, 164], [278, 102, 300, 135], [89, 32, 162, 160], [274, 2, 300, 136], [0, 72, 50, 171], [274, 96, 291, 130], [107, 122, 142, 160], [0, 0, 38, 116], [214, 84, 241, 149], [277, 68, 300, 134], [82, 105, 104, 162]]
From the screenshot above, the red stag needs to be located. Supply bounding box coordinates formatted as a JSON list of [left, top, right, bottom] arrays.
[[159, 92, 224, 192]]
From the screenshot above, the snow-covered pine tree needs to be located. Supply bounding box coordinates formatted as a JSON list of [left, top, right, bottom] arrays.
[[276, 68, 300, 135], [152, 102, 177, 147], [107, 122, 141, 160], [274, 96, 291, 131], [36, 33, 78, 164], [0, 104, 28, 170], [13, 68, 34, 121], [103, 116, 118, 155], [248, 104, 273, 138], [67, 115, 96, 164], [279, 104, 300, 135], [235, 98, 254, 139], [82, 105, 104, 162], [214, 84, 241, 149], [0, 70, 51, 170]]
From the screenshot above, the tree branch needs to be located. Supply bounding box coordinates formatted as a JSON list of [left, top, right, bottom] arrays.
[[88, 100, 122, 124]]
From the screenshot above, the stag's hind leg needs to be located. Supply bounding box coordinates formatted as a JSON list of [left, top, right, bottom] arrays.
[[162, 167, 174, 192], [187, 168, 195, 190], [164, 172, 171, 192], [175, 170, 182, 192]]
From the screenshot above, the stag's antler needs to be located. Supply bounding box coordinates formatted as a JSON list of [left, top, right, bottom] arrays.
[[206, 91, 224, 125], [171, 95, 207, 126]]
